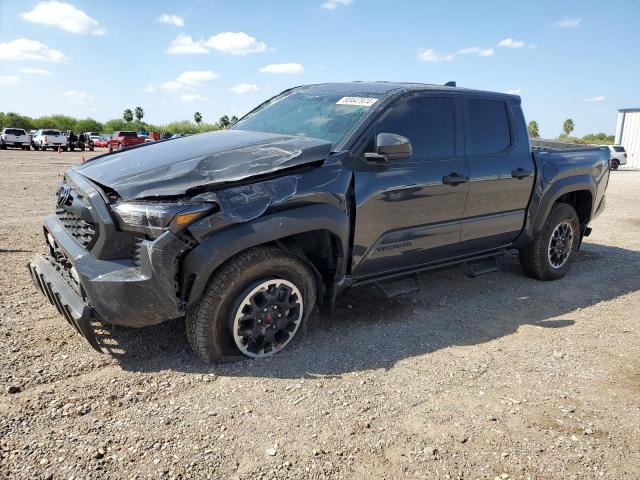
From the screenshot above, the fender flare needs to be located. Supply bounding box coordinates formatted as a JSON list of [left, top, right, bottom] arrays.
[[182, 203, 350, 306], [532, 175, 596, 235]]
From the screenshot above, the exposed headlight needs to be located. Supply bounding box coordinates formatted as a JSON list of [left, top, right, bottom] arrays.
[[112, 201, 215, 237]]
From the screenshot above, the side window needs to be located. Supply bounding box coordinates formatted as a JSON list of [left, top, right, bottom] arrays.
[[467, 99, 511, 155], [372, 97, 455, 159]]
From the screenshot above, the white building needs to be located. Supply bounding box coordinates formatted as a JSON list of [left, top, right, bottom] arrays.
[[615, 108, 640, 168]]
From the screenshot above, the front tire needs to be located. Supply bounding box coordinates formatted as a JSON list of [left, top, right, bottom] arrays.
[[186, 246, 317, 363], [519, 203, 580, 281], [611, 160, 620, 170]]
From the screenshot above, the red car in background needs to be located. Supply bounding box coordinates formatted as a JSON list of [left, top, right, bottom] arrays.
[[93, 135, 111, 148], [107, 131, 145, 151]]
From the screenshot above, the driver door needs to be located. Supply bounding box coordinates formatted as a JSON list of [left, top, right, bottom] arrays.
[[351, 94, 470, 279]]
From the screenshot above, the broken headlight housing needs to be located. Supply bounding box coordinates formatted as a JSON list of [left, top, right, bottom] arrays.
[[112, 201, 215, 238]]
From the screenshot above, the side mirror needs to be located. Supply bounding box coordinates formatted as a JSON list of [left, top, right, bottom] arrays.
[[365, 133, 412, 162]]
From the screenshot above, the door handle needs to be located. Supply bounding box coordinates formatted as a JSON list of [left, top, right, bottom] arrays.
[[511, 167, 533, 179], [442, 172, 468, 186]]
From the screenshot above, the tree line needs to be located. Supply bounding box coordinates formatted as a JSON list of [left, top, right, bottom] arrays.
[[527, 118, 615, 145], [0, 109, 239, 136]]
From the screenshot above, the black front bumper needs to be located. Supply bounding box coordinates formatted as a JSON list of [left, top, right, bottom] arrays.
[[28, 255, 102, 352], [28, 170, 194, 352]]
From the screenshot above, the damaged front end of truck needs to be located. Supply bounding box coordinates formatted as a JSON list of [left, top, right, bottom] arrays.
[[28, 129, 352, 351]]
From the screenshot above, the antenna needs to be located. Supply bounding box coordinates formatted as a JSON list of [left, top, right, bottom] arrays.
[[444, 81, 456, 87]]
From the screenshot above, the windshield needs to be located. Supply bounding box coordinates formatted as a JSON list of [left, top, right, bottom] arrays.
[[231, 88, 383, 146]]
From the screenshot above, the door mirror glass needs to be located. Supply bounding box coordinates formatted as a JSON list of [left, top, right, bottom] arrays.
[[365, 133, 412, 162]]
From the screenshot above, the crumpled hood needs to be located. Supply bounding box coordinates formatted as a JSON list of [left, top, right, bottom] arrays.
[[72, 129, 332, 199]]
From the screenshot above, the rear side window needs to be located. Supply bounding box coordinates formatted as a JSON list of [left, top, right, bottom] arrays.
[[373, 97, 455, 158], [613, 146, 625, 152], [466, 99, 511, 155]]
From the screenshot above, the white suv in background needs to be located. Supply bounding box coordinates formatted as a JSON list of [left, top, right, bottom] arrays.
[[604, 145, 627, 169], [1, 128, 31, 150], [32, 129, 68, 151]]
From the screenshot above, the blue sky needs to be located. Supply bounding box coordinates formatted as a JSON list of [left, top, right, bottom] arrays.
[[1, 0, 638, 138]]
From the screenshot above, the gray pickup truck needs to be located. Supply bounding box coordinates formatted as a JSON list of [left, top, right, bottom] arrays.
[[29, 82, 610, 362]]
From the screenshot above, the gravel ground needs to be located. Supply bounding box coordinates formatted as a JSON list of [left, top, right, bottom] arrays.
[[1, 149, 639, 479]]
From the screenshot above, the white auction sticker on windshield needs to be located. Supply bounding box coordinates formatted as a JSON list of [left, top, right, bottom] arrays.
[[336, 96, 378, 107]]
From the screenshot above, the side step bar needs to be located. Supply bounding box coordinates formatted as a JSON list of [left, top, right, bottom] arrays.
[[461, 257, 499, 278], [375, 273, 421, 299]]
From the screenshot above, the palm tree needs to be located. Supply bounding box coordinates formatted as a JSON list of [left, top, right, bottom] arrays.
[[527, 120, 539, 138], [123, 109, 133, 123], [134, 106, 144, 122], [563, 118, 574, 137], [230, 115, 238, 124], [218, 115, 230, 128], [194, 112, 202, 125]]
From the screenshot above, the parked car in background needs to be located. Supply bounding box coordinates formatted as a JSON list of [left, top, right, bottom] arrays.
[[107, 131, 145, 151], [32, 129, 68, 151], [1, 128, 31, 150], [603, 145, 627, 169], [94, 134, 111, 148]]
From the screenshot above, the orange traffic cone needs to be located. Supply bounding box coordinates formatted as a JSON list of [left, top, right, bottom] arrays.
[[81, 156, 85, 163], [58, 146, 62, 154]]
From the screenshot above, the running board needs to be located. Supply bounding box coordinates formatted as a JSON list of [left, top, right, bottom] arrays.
[[375, 273, 421, 299], [461, 257, 499, 278]]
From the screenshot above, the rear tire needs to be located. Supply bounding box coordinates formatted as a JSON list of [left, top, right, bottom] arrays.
[[186, 246, 317, 363], [611, 160, 620, 170], [519, 203, 580, 281]]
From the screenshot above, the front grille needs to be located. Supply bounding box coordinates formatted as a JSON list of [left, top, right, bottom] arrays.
[[132, 237, 145, 267], [56, 206, 96, 248]]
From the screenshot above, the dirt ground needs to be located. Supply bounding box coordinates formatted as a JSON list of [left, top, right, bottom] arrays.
[[0, 148, 638, 480]]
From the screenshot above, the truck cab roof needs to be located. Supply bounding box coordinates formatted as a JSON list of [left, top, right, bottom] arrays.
[[289, 81, 521, 103]]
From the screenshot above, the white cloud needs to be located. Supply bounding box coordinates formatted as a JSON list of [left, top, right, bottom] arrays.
[[0, 75, 21, 86], [322, 0, 353, 9], [162, 81, 185, 91], [458, 47, 480, 55], [417, 48, 453, 62], [586, 96, 605, 102], [166, 34, 208, 54], [143, 85, 156, 93], [21, 1, 105, 35], [176, 70, 220, 85], [157, 13, 184, 27], [458, 46, 493, 57], [497, 38, 525, 48], [205, 32, 267, 55], [506, 88, 522, 95], [231, 83, 259, 94], [259, 63, 304, 74], [556, 18, 581, 28], [21, 67, 53, 76], [63, 90, 93, 104], [181, 94, 207, 102], [0, 39, 68, 62]]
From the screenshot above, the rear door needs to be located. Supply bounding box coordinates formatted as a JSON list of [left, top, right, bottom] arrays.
[[351, 94, 470, 278], [459, 98, 534, 253]]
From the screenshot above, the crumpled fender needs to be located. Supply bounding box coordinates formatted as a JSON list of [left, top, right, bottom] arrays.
[[181, 203, 350, 306]]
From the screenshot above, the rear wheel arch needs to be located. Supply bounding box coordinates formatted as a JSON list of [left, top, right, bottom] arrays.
[[554, 189, 592, 230], [533, 181, 595, 236]]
